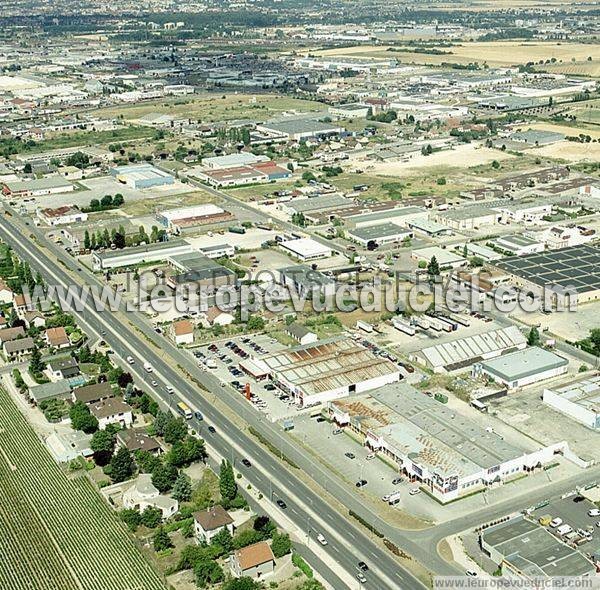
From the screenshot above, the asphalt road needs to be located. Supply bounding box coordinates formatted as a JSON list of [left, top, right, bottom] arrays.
[[0, 212, 425, 589]]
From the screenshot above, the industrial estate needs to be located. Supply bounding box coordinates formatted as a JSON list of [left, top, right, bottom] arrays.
[[0, 1, 599, 589]]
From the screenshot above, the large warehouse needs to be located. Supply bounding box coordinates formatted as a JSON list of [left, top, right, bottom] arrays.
[[111, 164, 175, 189], [410, 326, 527, 373], [279, 237, 332, 262], [493, 245, 600, 305], [251, 337, 402, 407], [156, 204, 235, 232], [481, 517, 595, 579], [92, 239, 193, 270], [473, 346, 568, 390], [347, 223, 413, 248], [329, 382, 567, 502], [543, 375, 600, 429]]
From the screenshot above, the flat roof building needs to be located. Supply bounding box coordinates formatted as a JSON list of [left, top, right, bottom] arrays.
[[280, 237, 332, 262], [543, 375, 600, 430], [111, 164, 174, 190], [257, 119, 345, 141], [411, 246, 467, 270], [92, 239, 193, 270], [473, 346, 568, 390], [329, 382, 566, 502], [348, 223, 412, 248], [2, 176, 75, 198]]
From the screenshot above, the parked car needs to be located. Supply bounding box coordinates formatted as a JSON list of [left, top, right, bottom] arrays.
[[355, 479, 368, 488], [345, 452, 355, 459], [409, 488, 421, 496], [392, 477, 403, 485], [588, 509, 600, 517]]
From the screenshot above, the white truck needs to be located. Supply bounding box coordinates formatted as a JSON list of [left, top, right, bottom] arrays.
[[556, 524, 573, 536], [388, 491, 402, 505], [143, 361, 153, 373]]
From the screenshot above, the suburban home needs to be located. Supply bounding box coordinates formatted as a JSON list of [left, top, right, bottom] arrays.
[[4, 337, 35, 360], [172, 319, 194, 345], [72, 381, 114, 405], [89, 398, 133, 430], [0, 326, 25, 344], [285, 323, 318, 346], [203, 306, 235, 327], [193, 505, 235, 544], [116, 429, 162, 455], [47, 357, 80, 381], [230, 541, 275, 579], [12, 293, 29, 318], [0, 280, 13, 304], [45, 327, 70, 349], [23, 310, 46, 329], [122, 474, 178, 518]]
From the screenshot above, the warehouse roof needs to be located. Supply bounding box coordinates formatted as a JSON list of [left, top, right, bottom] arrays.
[[286, 195, 351, 214], [545, 375, 600, 414], [94, 239, 192, 263], [260, 119, 344, 136], [482, 517, 595, 578], [479, 347, 568, 382], [259, 337, 399, 397], [279, 265, 335, 289], [3, 176, 73, 192], [416, 326, 526, 371], [345, 206, 424, 226], [348, 223, 411, 242]]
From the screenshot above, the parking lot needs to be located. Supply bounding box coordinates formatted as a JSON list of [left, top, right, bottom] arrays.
[[190, 334, 299, 420]]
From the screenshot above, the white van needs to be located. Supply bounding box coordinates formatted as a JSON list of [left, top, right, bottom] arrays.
[[550, 518, 563, 528], [556, 524, 573, 536]]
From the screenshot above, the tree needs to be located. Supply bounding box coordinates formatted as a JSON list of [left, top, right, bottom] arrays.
[[427, 256, 440, 280], [247, 316, 265, 331], [153, 411, 170, 436], [527, 326, 540, 346], [29, 346, 44, 374], [164, 417, 188, 445], [23, 163, 32, 174], [183, 436, 207, 464], [211, 526, 233, 552], [110, 446, 134, 482], [90, 429, 116, 466], [222, 577, 261, 590], [120, 508, 141, 531], [219, 459, 237, 503], [194, 558, 224, 588], [69, 401, 98, 434], [491, 159, 500, 169], [232, 528, 262, 550], [271, 531, 292, 558], [172, 472, 192, 502], [140, 506, 162, 529], [253, 515, 275, 539], [151, 462, 178, 493], [153, 527, 173, 552], [84, 230, 91, 251], [113, 232, 126, 249]]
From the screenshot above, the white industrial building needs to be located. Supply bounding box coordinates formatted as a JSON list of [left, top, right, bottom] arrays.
[[251, 337, 402, 407], [347, 223, 412, 248], [473, 347, 568, 390], [92, 239, 194, 270], [156, 204, 234, 232], [278, 265, 336, 300], [279, 237, 332, 261], [329, 382, 568, 502], [2, 176, 75, 198], [543, 375, 600, 429], [411, 326, 527, 373], [411, 246, 467, 270]]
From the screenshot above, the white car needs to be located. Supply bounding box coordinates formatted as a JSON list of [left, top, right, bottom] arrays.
[[588, 509, 600, 517], [550, 518, 563, 528], [382, 494, 391, 502], [316, 533, 327, 546], [409, 488, 421, 496], [365, 453, 376, 461]]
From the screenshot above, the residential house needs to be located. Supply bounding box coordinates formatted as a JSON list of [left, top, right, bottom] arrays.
[[0, 326, 25, 344], [47, 357, 80, 381], [230, 541, 275, 580], [193, 505, 235, 544], [4, 337, 35, 360], [23, 310, 46, 329], [203, 306, 235, 327], [122, 473, 178, 518], [45, 327, 70, 349], [12, 293, 29, 318], [72, 381, 114, 405], [172, 319, 194, 345], [0, 280, 13, 304], [89, 398, 133, 430], [116, 429, 162, 455]]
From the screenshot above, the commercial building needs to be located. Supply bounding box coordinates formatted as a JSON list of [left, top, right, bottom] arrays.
[[495, 201, 552, 225], [329, 382, 567, 502], [411, 246, 467, 270], [279, 237, 332, 261], [37, 205, 88, 226], [473, 346, 568, 390], [253, 337, 402, 407], [410, 326, 527, 373], [257, 119, 345, 141], [111, 164, 175, 189], [347, 223, 412, 248], [493, 245, 600, 305], [434, 205, 500, 231], [193, 161, 291, 188], [328, 103, 371, 119], [166, 252, 236, 291], [92, 239, 194, 270], [492, 234, 545, 256], [406, 219, 453, 238], [480, 517, 595, 579], [202, 153, 268, 169], [343, 206, 427, 230], [2, 176, 75, 198], [281, 194, 352, 217], [543, 375, 600, 430], [156, 204, 235, 232], [278, 265, 336, 300]]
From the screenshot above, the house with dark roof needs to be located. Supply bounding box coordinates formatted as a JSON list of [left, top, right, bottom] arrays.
[[47, 357, 80, 381], [193, 505, 235, 544], [72, 381, 114, 405], [117, 429, 161, 455], [4, 337, 35, 360], [285, 323, 318, 346], [89, 398, 133, 430]]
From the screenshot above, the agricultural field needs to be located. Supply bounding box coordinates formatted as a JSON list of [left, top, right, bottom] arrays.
[[95, 94, 325, 123], [313, 41, 599, 67], [0, 387, 166, 590]]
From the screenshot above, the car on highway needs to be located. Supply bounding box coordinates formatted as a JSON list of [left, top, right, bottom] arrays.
[[345, 452, 355, 459], [357, 562, 368, 572], [409, 488, 421, 495], [166, 385, 174, 394], [241, 459, 252, 468], [355, 479, 367, 488], [207, 426, 216, 434], [276, 499, 287, 509], [316, 533, 327, 546], [356, 573, 367, 584], [150, 380, 158, 387], [194, 411, 203, 421], [465, 570, 478, 577]]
